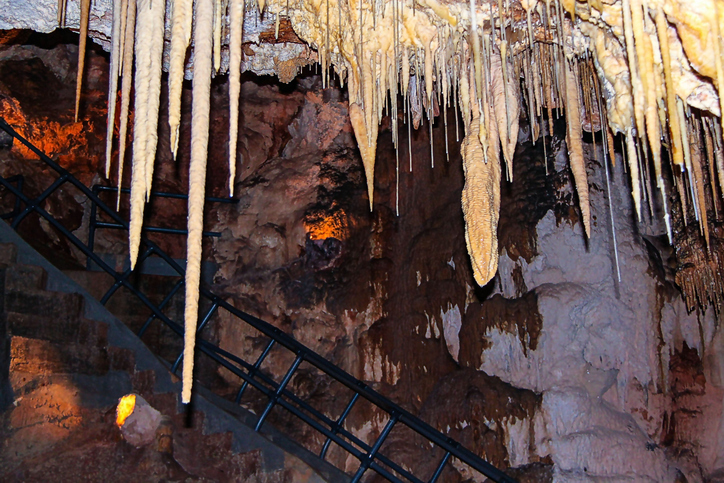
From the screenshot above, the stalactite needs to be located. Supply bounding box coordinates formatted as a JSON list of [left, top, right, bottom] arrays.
[[106, 0, 124, 178], [490, 49, 518, 181], [183, 0, 215, 405], [128, 0, 153, 268], [144, 0, 167, 200], [655, 9, 683, 167], [58, 0, 67, 27], [462, 73, 501, 287], [712, 4, 724, 144], [116, 0, 137, 210], [228, 0, 246, 196], [621, 0, 645, 140], [87, 0, 724, 399], [626, 130, 642, 221], [690, 125, 710, 248], [74, 0, 91, 122], [214, 0, 223, 72], [168, 0, 195, 158], [349, 102, 379, 211], [565, 57, 591, 236]]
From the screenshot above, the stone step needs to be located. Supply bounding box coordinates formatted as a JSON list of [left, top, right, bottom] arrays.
[[4, 289, 84, 321], [0, 243, 17, 266], [6, 312, 108, 347], [0, 226, 341, 483], [5, 263, 47, 292], [63, 270, 186, 318], [10, 335, 109, 376]]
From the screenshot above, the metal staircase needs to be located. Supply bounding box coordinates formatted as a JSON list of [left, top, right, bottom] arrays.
[[0, 117, 517, 483]]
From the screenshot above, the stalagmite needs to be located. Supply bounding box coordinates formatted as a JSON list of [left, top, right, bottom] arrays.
[[565, 58, 591, 236], [228, 0, 246, 196], [168, 0, 195, 158], [74, 0, 91, 122], [183, 0, 215, 405]]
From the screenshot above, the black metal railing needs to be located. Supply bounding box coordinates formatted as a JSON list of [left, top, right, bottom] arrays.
[[87, 185, 235, 272], [0, 174, 23, 220], [89, 184, 235, 242], [0, 117, 517, 483]]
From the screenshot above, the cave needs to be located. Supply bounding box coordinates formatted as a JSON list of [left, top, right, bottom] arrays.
[[0, 0, 723, 481]]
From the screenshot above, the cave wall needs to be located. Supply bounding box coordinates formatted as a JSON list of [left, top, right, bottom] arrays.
[[2, 35, 724, 482]]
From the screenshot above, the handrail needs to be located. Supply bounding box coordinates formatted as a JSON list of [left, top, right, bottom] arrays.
[[0, 174, 23, 220], [87, 184, 236, 269], [0, 117, 517, 483], [90, 184, 235, 237]]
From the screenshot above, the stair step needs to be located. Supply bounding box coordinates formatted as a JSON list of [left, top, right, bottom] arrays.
[[108, 345, 136, 373], [62, 270, 115, 301], [4, 289, 84, 320], [10, 336, 109, 376], [7, 312, 108, 347], [0, 243, 17, 266], [5, 264, 47, 291], [63, 270, 186, 317]]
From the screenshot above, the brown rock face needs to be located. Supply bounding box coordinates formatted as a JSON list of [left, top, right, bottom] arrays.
[[0, 34, 553, 478], [206, 78, 551, 476], [10, 31, 724, 482]]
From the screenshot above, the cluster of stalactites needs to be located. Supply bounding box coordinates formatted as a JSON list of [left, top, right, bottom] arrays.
[[287, 0, 601, 285], [285, 0, 724, 293], [66, 0, 246, 404], [63, 0, 724, 402]]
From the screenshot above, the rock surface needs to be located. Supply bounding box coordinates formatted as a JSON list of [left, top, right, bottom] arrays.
[[2, 34, 724, 482], [0, 0, 316, 79]]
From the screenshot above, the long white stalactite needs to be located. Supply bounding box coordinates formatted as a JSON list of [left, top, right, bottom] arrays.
[[105, 0, 124, 178], [229, 0, 245, 196], [182, 0, 214, 404], [168, 0, 194, 159], [116, 0, 136, 210]]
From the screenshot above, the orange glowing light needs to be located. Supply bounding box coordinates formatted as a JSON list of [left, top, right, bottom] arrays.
[[304, 210, 348, 241], [0, 96, 92, 166], [116, 394, 136, 427]]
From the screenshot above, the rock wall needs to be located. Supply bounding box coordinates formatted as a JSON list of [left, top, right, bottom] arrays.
[[477, 130, 724, 481], [2, 33, 724, 481]]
